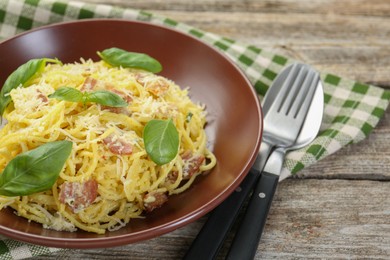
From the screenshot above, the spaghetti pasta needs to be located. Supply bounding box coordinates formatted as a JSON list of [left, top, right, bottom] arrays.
[[0, 58, 216, 234]]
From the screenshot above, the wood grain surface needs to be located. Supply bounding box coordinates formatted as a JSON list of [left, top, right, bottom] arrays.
[[32, 0, 390, 259]]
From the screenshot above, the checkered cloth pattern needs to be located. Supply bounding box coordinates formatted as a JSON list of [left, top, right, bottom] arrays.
[[0, 0, 389, 259]]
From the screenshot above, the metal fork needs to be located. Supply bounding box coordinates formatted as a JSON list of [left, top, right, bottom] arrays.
[[226, 63, 320, 260], [184, 63, 320, 260], [256, 63, 320, 171]]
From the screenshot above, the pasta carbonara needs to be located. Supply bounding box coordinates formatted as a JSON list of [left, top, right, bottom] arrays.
[[0, 58, 216, 234]]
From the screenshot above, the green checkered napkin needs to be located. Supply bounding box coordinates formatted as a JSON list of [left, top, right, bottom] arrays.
[[0, 0, 389, 259]]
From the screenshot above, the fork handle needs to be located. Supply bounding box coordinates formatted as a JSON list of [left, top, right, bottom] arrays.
[[226, 172, 279, 260], [183, 167, 261, 260], [184, 142, 272, 260]]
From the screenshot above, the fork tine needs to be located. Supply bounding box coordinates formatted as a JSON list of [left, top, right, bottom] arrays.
[[267, 63, 300, 113], [293, 69, 320, 120], [263, 63, 320, 142], [279, 64, 308, 115], [288, 68, 314, 117]]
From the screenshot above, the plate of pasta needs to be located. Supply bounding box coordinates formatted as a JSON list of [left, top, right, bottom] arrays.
[[0, 19, 262, 248]]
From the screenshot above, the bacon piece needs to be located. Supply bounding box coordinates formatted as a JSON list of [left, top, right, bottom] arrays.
[[166, 171, 179, 184], [82, 77, 133, 111], [110, 88, 133, 103], [134, 72, 147, 84], [59, 179, 98, 212], [182, 151, 205, 178], [99, 88, 132, 115], [36, 90, 48, 103], [181, 150, 192, 160], [134, 73, 169, 97], [100, 106, 130, 115], [145, 78, 170, 96], [143, 191, 168, 212], [81, 76, 98, 92], [165, 153, 205, 184], [103, 134, 133, 155]]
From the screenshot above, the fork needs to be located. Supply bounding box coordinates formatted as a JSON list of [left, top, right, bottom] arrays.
[[262, 63, 319, 149], [184, 63, 320, 260], [225, 63, 320, 259]]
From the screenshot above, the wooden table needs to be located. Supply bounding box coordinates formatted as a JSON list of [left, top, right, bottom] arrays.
[[37, 0, 390, 259]]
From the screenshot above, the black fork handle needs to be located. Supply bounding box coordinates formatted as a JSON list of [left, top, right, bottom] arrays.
[[183, 167, 261, 260], [183, 142, 273, 260], [226, 171, 279, 260]]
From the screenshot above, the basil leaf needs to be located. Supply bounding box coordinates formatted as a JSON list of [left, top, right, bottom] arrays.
[[49, 87, 128, 107], [0, 140, 73, 197], [48, 86, 84, 103], [87, 90, 128, 107], [97, 47, 162, 73], [143, 119, 179, 165], [0, 58, 62, 116]]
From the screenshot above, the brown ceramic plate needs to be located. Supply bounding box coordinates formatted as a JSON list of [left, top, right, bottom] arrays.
[[0, 19, 262, 248]]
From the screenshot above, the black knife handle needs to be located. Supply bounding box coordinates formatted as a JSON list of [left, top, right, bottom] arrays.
[[226, 171, 279, 260], [183, 167, 261, 260]]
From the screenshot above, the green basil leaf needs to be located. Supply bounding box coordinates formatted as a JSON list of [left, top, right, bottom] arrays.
[[49, 87, 128, 108], [87, 90, 128, 107], [48, 86, 84, 103], [0, 58, 62, 116], [143, 119, 179, 165], [97, 47, 162, 73], [0, 140, 73, 197]]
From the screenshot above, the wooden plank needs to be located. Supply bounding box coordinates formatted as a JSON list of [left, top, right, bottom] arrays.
[[81, 0, 390, 85], [144, 11, 390, 85], [256, 179, 390, 259], [34, 179, 390, 259], [79, 0, 390, 16]]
